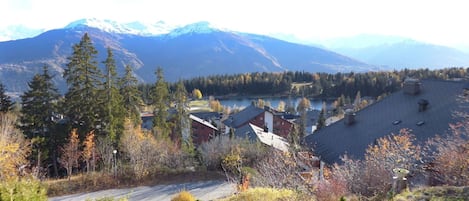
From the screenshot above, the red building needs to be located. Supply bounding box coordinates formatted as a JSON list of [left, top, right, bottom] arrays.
[[223, 105, 294, 138], [190, 114, 218, 145]]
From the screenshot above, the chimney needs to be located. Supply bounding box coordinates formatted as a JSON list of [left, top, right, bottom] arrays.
[[403, 78, 422, 95], [344, 109, 355, 125], [418, 99, 429, 112]]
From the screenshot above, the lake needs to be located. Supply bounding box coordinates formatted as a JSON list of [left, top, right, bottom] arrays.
[[218, 97, 331, 110]]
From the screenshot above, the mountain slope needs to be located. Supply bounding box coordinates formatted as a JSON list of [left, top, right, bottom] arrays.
[[321, 35, 469, 69], [0, 20, 368, 94]]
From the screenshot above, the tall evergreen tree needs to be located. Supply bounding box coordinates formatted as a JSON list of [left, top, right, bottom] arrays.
[[0, 83, 13, 113], [152, 67, 170, 139], [173, 81, 192, 152], [119, 64, 142, 126], [101, 48, 125, 142], [63, 33, 103, 137], [20, 65, 61, 175]]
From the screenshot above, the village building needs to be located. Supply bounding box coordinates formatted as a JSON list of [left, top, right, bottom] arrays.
[[223, 105, 294, 138], [305, 79, 469, 165]]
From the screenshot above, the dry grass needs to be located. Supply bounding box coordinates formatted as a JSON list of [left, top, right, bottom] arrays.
[[393, 186, 469, 201], [219, 187, 313, 201], [189, 100, 211, 112]]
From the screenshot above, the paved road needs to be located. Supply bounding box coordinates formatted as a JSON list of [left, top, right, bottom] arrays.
[[49, 180, 236, 201]]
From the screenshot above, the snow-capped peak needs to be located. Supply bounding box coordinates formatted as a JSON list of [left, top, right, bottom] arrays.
[[64, 18, 175, 36], [168, 21, 222, 37]]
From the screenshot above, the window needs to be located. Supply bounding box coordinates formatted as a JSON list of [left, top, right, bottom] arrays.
[[416, 121, 425, 126]]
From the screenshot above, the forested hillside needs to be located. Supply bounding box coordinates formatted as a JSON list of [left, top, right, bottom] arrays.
[[173, 68, 467, 98]]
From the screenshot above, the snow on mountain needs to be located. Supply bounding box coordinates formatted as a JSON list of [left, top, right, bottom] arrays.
[[65, 18, 175, 36], [0, 25, 44, 41], [167, 21, 223, 37]]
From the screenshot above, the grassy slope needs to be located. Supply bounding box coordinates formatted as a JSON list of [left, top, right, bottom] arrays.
[[394, 186, 469, 201]]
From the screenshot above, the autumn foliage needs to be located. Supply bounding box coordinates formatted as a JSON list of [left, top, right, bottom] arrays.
[[59, 129, 80, 179], [0, 113, 30, 180]]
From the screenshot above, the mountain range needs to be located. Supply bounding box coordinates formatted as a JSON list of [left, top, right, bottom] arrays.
[[0, 18, 369, 94], [1, 18, 469, 95], [318, 34, 469, 69]]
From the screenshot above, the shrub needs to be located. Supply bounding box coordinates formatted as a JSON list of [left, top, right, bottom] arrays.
[[425, 121, 469, 186], [253, 150, 304, 190], [171, 190, 196, 201], [0, 178, 47, 201], [332, 129, 422, 197], [221, 187, 307, 201], [198, 135, 267, 171]]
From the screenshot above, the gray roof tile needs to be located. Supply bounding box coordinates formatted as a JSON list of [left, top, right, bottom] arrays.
[[305, 80, 469, 164]]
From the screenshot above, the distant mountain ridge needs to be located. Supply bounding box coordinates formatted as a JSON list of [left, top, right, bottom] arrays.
[[0, 19, 369, 95], [317, 34, 469, 69]]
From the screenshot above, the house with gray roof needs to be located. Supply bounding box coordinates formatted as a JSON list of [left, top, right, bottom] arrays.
[[223, 105, 294, 138], [305, 79, 469, 164], [234, 123, 289, 152]]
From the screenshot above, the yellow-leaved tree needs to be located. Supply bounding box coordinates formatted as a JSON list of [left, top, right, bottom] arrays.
[[0, 112, 30, 181]]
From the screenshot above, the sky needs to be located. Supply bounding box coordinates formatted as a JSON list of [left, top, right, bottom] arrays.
[[1, 0, 469, 47]]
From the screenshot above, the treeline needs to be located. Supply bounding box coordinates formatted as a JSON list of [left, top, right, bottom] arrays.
[[177, 68, 468, 98]]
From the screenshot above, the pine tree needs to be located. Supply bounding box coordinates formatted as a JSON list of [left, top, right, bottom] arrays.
[[173, 81, 193, 153], [63, 33, 103, 137], [119, 64, 142, 126], [101, 48, 125, 142], [152, 67, 170, 139], [20, 65, 61, 173], [0, 83, 13, 113]]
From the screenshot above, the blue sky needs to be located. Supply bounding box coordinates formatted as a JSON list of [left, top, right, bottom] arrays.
[[1, 0, 469, 46]]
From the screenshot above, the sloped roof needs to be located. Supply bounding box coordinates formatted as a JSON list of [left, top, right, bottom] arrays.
[[305, 80, 468, 164], [189, 114, 218, 130], [191, 112, 222, 121], [235, 123, 289, 152], [223, 105, 264, 128]]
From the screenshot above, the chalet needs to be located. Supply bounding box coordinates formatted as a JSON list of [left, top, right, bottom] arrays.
[[234, 123, 289, 152], [223, 105, 294, 138], [189, 114, 218, 145], [305, 79, 469, 164]]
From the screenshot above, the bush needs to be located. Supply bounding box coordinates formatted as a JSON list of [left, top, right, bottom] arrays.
[[0, 178, 47, 201], [221, 187, 309, 201], [198, 135, 267, 171], [331, 129, 422, 197], [171, 190, 196, 201]]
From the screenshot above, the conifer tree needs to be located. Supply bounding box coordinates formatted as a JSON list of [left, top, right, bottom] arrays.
[[0, 83, 13, 113], [173, 81, 193, 153], [152, 67, 170, 139], [63, 33, 103, 137], [101, 48, 125, 142], [20, 65, 60, 170], [119, 64, 142, 126]]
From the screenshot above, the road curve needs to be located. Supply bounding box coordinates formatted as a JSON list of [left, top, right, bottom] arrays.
[[49, 180, 236, 201]]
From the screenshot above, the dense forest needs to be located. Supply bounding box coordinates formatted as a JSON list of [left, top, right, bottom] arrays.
[[139, 67, 468, 103], [179, 68, 467, 98]]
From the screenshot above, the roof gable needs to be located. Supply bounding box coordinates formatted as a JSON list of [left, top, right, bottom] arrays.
[[306, 80, 468, 164], [223, 105, 265, 128]]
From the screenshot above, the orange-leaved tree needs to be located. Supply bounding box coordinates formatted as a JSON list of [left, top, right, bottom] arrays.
[[82, 131, 96, 173]]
